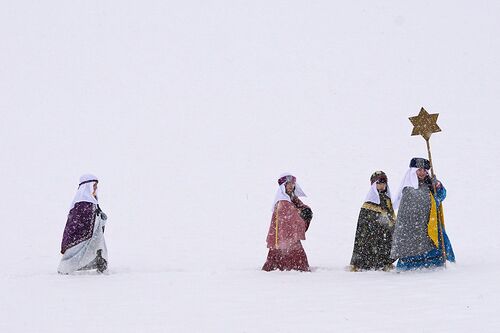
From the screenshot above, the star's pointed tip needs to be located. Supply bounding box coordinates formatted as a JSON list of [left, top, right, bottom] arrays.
[[409, 117, 418, 126]]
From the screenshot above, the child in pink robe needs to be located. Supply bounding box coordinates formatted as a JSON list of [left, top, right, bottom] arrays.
[[262, 174, 312, 272]]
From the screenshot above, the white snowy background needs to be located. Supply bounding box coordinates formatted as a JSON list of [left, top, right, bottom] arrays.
[[1, 1, 499, 332]]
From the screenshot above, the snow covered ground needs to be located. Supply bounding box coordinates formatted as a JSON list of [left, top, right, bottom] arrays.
[[1, 1, 499, 332]]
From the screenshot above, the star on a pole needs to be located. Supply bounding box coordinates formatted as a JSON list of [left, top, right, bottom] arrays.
[[409, 107, 441, 140]]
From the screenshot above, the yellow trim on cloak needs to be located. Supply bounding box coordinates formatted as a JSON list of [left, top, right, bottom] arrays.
[[362, 200, 394, 215], [428, 193, 439, 248], [275, 202, 280, 249], [361, 202, 385, 214]]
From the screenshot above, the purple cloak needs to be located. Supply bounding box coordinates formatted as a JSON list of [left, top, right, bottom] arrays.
[[60, 201, 96, 254]]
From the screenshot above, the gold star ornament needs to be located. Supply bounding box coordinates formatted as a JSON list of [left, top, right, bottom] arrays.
[[409, 107, 441, 140]]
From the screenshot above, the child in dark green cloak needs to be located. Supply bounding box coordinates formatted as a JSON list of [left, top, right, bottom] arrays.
[[350, 171, 396, 271]]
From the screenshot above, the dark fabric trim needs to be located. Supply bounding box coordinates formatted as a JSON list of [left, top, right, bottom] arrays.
[[78, 179, 98, 187]]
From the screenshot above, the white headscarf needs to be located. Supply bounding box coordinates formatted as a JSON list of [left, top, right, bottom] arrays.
[[365, 182, 392, 205], [70, 174, 99, 210], [393, 167, 419, 210], [272, 173, 306, 210]]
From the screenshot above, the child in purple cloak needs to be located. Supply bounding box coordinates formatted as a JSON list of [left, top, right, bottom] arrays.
[[58, 174, 108, 274]]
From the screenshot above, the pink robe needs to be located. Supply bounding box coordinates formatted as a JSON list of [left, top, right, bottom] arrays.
[[262, 198, 310, 272]]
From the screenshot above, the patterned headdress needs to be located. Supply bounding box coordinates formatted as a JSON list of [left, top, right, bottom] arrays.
[[370, 171, 387, 185]]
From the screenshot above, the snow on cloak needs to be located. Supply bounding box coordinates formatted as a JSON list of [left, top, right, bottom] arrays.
[[266, 173, 308, 249], [58, 174, 108, 274], [263, 173, 310, 271], [350, 171, 396, 270], [390, 164, 455, 267]]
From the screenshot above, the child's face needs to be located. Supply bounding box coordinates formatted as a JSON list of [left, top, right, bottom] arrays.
[[416, 168, 428, 180], [285, 181, 296, 195], [376, 182, 387, 191]]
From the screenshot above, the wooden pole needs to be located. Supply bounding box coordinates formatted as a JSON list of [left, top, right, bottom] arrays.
[[425, 138, 447, 267], [425, 138, 434, 177]]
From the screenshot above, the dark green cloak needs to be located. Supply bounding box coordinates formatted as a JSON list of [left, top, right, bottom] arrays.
[[350, 193, 396, 270]]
